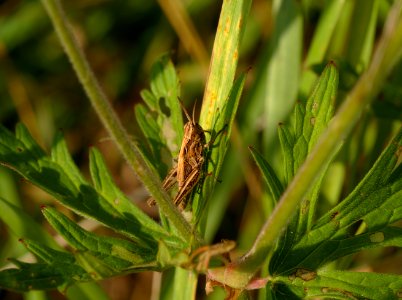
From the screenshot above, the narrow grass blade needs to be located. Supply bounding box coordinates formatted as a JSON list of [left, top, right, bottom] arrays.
[[263, 0, 303, 146]]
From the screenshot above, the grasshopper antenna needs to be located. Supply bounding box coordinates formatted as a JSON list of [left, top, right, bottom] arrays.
[[178, 97, 193, 124], [192, 99, 198, 125]]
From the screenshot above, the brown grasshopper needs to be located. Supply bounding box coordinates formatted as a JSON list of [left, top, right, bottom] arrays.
[[147, 99, 207, 210]]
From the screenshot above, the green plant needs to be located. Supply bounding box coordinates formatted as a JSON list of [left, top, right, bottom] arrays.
[[0, 0, 402, 299]]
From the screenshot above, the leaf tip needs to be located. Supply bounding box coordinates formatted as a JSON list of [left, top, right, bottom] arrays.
[[328, 60, 337, 68]]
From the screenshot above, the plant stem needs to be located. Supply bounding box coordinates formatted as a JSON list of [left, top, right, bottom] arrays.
[[40, 0, 197, 244], [209, 0, 402, 288]]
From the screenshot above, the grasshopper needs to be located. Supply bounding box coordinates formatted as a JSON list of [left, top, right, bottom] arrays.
[[147, 99, 207, 210]]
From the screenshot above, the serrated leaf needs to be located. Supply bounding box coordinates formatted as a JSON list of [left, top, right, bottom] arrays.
[[20, 239, 76, 264], [270, 62, 339, 274], [270, 128, 402, 274], [0, 124, 172, 247], [249, 146, 284, 202], [52, 131, 87, 186], [0, 198, 109, 300], [283, 62, 339, 181], [139, 54, 183, 157], [317, 127, 402, 227], [88, 148, 178, 246], [275, 270, 402, 300], [304, 226, 402, 268], [134, 104, 170, 177], [42, 206, 159, 275], [0, 260, 91, 292]]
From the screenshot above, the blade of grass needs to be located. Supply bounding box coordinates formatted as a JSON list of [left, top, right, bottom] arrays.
[[199, 0, 251, 128], [194, 0, 251, 230], [346, 0, 379, 72], [263, 0, 303, 147], [304, 0, 345, 67]]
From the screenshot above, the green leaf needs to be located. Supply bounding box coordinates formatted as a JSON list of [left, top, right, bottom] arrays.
[[249, 146, 284, 202], [134, 104, 170, 177], [262, 0, 303, 145], [139, 54, 184, 157], [200, 1, 251, 132], [270, 128, 402, 274], [0, 260, 91, 292], [304, 226, 402, 267], [20, 239, 76, 264], [0, 124, 172, 247], [317, 127, 402, 228], [0, 196, 109, 299], [274, 270, 402, 300], [137, 55, 189, 226], [88, 148, 178, 245], [42, 206, 159, 276], [345, 0, 379, 73], [304, 0, 345, 68], [270, 62, 339, 274], [282, 62, 339, 181]]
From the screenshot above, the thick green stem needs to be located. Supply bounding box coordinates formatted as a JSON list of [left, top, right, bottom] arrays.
[[209, 0, 402, 288], [40, 0, 196, 244]]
